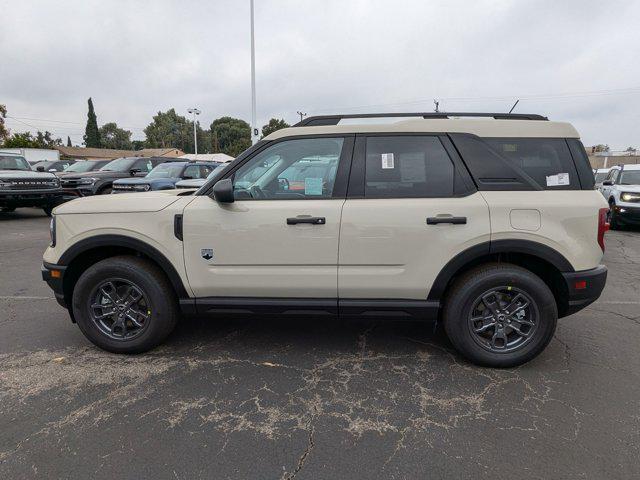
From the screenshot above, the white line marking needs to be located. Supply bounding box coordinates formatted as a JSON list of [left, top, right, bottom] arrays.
[[0, 296, 54, 300], [596, 301, 640, 305]]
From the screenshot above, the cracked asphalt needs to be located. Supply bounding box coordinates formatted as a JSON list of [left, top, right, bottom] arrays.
[[1, 209, 639, 479]]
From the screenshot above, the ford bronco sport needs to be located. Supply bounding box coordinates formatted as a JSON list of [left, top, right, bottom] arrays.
[[598, 164, 640, 229], [42, 113, 609, 367]]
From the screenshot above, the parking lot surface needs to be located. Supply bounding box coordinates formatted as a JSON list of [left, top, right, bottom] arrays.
[[1, 209, 639, 479]]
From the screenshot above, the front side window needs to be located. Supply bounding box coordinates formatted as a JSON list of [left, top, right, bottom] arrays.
[[232, 137, 344, 200], [483, 138, 579, 190], [100, 157, 135, 172], [134, 159, 154, 173], [183, 165, 204, 179], [364, 136, 454, 198]]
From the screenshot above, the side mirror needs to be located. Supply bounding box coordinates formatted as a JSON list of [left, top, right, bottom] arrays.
[[211, 178, 235, 203], [36, 166, 45, 172], [602, 180, 613, 186], [130, 168, 141, 176]]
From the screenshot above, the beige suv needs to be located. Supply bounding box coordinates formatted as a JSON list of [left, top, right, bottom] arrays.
[[42, 113, 609, 367]]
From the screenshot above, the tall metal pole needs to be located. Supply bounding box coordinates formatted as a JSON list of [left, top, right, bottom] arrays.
[[250, 0, 258, 145], [188, 108, 201, 155]]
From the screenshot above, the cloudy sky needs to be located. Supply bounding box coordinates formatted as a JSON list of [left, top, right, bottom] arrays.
[[1, 0, 639, 149]]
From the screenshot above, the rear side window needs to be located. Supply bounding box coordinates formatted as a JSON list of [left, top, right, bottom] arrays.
[[364, 136, 454, 198], [483, 138, 580, 190]]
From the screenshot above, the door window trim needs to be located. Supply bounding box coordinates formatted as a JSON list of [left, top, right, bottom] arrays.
[[346, 133, 476, 199], [202, 134, 355, 200]]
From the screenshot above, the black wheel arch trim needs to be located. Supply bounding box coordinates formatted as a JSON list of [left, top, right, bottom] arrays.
[[427, 239, 574, 301], [58, 234, 189, 298]]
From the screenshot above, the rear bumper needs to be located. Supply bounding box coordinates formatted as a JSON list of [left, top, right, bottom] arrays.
[[560, 265, 607, 317], [41, 262, 67, 308]]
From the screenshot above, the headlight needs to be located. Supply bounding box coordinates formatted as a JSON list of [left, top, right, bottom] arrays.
[[49, 216, 56, 247], [78, 177, 98, 185], [621, 192, 640, 202], [134, 184, 151, 191]]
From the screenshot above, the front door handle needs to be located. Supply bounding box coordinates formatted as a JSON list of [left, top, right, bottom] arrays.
[[427, 216, 467, 225], [287, 216, 326, 225]]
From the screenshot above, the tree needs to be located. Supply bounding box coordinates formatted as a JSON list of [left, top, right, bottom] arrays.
[[261, 118, 289, 138], [210, 116, 251, 157], [592, 144, 609, 153], [3, 131, 62, 149], [67, 136, 72, 147], [84, 97, 101, 147], [99, 122, 133, 150], [0, 104, 8, 142], [144, 108, 195, 152], [625, 146, 637, 154]]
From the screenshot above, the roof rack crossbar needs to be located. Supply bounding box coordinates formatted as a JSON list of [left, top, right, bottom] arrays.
[[294, 112, 548, 127]]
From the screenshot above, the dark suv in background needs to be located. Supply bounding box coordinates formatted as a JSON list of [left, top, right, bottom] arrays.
[[33, 159, 76, 173], [59, 156, 167, 197], [112, 160, 220, 193]]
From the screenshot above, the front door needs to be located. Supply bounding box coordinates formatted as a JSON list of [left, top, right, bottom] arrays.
[[182, 136, 353, 299]]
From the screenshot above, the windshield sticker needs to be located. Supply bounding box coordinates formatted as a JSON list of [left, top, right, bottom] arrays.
[[381, 153, 395, 169], [546, 172, 570, 187], [304, 177, 323, 196]]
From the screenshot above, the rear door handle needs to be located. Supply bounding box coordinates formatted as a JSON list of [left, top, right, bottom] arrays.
[[427, 216, 467, 225], [287, 216, 326, 225]]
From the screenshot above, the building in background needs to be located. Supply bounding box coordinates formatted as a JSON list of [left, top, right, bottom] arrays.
[[179, 153, 234, 162], [55, 146, 184, 160]]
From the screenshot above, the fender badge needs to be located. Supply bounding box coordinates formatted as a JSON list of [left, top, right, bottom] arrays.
[[201, 248, 214, 260]]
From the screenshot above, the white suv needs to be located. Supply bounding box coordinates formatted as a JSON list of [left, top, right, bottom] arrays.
[[42, 113, 609, 367], [598, 164, 640, 229]]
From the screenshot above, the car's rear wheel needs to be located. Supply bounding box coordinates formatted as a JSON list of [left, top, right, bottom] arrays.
[[443, 263, 557, 368], [608, 200, 621, 230], [72, 256, 178, 353]]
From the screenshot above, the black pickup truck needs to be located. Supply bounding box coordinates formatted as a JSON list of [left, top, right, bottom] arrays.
[[0, 153, 63, 216]]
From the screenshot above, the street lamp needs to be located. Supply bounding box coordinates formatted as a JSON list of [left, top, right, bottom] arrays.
[[187, 108, 201, 155], [250, 0, 258, 145]]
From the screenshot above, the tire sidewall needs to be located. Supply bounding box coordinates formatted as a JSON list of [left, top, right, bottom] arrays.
[[72, 259, 176, 353], [444, 267, 557, 367]]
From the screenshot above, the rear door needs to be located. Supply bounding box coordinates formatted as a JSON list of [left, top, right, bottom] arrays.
[[182, 136, 353, 299], [338, 134, 490, 300]]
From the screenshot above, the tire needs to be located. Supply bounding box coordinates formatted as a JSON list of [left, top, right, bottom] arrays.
[[1, 207, 16, 212], [42, 205, 53, 217], [443, 263, 557, 368], [98, 187, 112, 195], [71, 255, 178, 354]]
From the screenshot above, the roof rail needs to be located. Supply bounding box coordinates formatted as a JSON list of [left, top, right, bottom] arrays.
[[294, 112, 548, 127]]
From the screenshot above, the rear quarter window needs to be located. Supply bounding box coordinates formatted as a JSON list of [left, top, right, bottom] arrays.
[[482, 138, 580, 190]]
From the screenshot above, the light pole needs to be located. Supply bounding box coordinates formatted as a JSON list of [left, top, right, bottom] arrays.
[[250, 0, 258, 145], [187, 108, 201, 155]]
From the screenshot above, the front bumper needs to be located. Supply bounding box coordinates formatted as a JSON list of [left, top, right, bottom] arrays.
[[41, 262, 68, 309], [0, 190, 63, 208], [613, 204, 640, 224], [560, 265, 607, 317]]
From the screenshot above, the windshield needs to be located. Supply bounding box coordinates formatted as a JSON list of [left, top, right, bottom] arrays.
[[33, 161, 54, 169], [0, 155, 30, 171], [64, 161, 98, 173], [594, 172, 608, 183], [619, 170, 640, 185], [99, 157, 134, 172], [146, 163, 185, 179]]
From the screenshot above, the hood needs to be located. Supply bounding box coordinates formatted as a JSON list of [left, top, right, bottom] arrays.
[[0, 169, 57, 179], [176, 178, 206, 188], [60, 170, 130, 180], [114, 177, 176, 186], [618, 185, 640, 193], [54, 190, 186, 214]]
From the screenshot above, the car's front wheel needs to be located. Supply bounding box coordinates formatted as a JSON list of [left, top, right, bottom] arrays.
[[72, 256, 178, 353], [443, 263, 557, 368]]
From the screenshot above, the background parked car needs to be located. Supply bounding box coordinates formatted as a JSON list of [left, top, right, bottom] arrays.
[[0, 153, 62, 216], [599, 164, 640, 229], [33, 159, 76, 172], [58, 156, 168, 197], [58, 159, 112, 175], [175, 162, 231, 189], [112, 160, 220, 193]]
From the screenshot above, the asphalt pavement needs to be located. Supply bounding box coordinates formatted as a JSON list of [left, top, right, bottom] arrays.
[[1, 208, 639, 479]]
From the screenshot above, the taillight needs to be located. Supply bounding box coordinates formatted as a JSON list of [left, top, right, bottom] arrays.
[[598, 207, 609, 252]]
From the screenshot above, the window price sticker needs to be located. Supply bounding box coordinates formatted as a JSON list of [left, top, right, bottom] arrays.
[[546, 172, 569, 187], [381, 153, 395, 169]]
